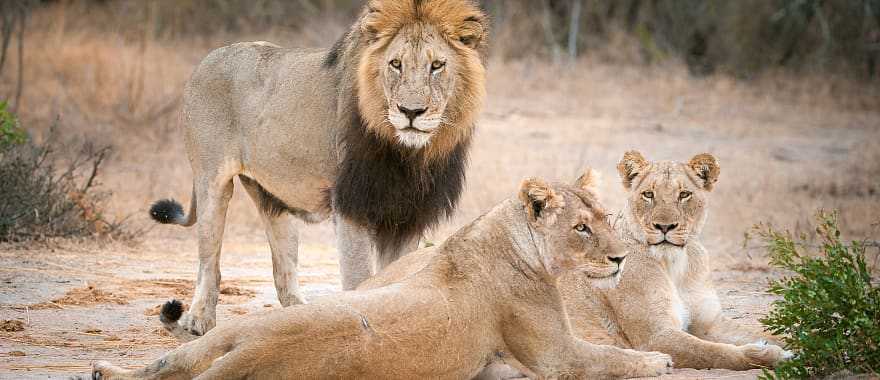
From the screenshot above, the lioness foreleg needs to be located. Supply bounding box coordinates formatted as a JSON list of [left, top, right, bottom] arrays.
[[691, 314, 780, 346], [639, 328, 785, 370], [504, 304, 673, 379]]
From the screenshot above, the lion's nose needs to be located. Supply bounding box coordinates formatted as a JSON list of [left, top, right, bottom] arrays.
[[653, 223, 678, 234], [607, 256, 625, 265], [398, 105, 427, 122]]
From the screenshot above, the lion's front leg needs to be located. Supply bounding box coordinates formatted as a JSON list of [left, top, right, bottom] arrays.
[[334, 214, 375, 290]]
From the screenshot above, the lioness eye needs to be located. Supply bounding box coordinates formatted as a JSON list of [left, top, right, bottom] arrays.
[[431, 60, 446, 71], [390, 59, 402, 69], [642, 191, 654, 200], [574, 224, 592, 235], [679, 191, 692, 200]]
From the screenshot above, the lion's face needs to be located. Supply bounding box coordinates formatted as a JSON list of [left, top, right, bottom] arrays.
[[357, 0, 487, 153], [381, 24, 456, 148], [617, 151, 720, 250], [520, 170, 627, 286]]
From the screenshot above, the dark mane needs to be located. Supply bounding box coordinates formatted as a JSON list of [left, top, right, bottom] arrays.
[[332, 107, 470, 261], [322, 33, 347, 69]]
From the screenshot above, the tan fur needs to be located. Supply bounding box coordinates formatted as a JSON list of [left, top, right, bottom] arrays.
[[559, 151, 792, 370], [92, 174, 673, 380], [157, 0, 488, 339]]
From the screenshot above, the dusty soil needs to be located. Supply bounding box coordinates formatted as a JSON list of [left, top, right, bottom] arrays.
[[1, 239, 778, 380]]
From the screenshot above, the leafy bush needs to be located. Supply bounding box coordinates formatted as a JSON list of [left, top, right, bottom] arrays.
[[0, 101, 26, 148], [757, 212, 880, 379], [0, 108, 126, 241]]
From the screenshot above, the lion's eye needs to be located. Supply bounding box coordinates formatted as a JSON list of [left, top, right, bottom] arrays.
[[431, 60, 446, 71], [390, 59, 402, 70], [574, 224, 592, 235], [679, 191, 692, 200], [642, 191, 654, 200]]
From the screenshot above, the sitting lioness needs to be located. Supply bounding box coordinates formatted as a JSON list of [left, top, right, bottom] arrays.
[[91, 173, 673, 379], [559, 151, 790, 370]]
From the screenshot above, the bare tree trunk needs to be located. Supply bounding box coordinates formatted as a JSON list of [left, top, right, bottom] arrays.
[[0, 7, 14, 75], [568, 0, 583, 62], [541, 0, 561, 65]]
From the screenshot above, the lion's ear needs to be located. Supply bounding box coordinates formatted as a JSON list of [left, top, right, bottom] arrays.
[[519, 178, 564, 225], [617, 150, 648, 190], [456, 17, 485, 49], [687, 153, 720, 191], [360, 5, 383, 41], [574, 168, 602, 200]]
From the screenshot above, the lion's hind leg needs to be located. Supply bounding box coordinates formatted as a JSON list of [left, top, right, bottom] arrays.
[[239, 176, 305, 306]]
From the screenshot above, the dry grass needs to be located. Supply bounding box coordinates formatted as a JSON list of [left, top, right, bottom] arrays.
[[1, 5, 878, 266]]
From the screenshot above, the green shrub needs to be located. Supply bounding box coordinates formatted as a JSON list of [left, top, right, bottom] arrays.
[[0, 101, 27, 149], [757, 212, 880, 379]]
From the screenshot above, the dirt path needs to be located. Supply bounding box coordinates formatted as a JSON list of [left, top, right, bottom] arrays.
[[2, 239, 777, 379]]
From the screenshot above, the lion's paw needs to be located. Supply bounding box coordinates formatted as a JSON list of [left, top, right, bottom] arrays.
[[629, 351, 674, 378], [742, 342, 786, 367]]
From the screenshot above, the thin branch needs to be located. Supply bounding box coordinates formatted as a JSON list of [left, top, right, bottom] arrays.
[[12, 3, 25, 113], [567, 0, 582, 62]]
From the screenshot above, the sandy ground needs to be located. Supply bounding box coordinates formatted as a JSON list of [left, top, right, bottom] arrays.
[[1, 17, 879, 379], [1, 239, 776, 380]]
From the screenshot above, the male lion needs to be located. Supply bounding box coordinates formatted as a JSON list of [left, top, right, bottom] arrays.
[[148, 0, 489, 339], [91, 173, 673, 380], [559, 151, 791, 370]]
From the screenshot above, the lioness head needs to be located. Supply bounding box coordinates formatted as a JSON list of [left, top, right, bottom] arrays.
[[357, 0, 487, 154], [519, 169, 626, 286], [617, 150, 720, 251]]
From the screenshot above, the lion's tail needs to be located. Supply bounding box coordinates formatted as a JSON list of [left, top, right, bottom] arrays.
[[159, 299, 202, 342], [149, 186, 197, 227]]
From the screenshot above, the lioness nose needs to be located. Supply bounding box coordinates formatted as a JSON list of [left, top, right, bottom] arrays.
[[398, 105, 427, 121], [653, 223, 678, 234], [608, 256, 625, 265]]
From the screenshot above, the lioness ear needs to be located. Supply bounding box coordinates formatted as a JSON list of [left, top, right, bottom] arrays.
[[456, 17, 485, 49], [519, 178, 564, 225], [617, 150, 648, 190], [687, 153, 721, 191], [575, 168, 602, 200]]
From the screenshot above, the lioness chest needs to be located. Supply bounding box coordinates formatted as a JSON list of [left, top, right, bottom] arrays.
[[662, 252, 693, 331]]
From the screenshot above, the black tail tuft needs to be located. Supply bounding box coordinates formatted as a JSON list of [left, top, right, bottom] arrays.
[[160, 299, 184, 324], [150, 199, 184, 224]]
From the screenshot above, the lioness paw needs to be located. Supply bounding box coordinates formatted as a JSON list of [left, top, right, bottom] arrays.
[[90, 361, 121, 380], [742, 342, 786, 367], [632, 351, 674, 377]]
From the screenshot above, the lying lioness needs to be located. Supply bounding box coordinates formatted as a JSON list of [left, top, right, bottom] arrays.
[[560, 151, 791, 370], [364, 152, 791, 376], [91, 172, 672, 380]]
